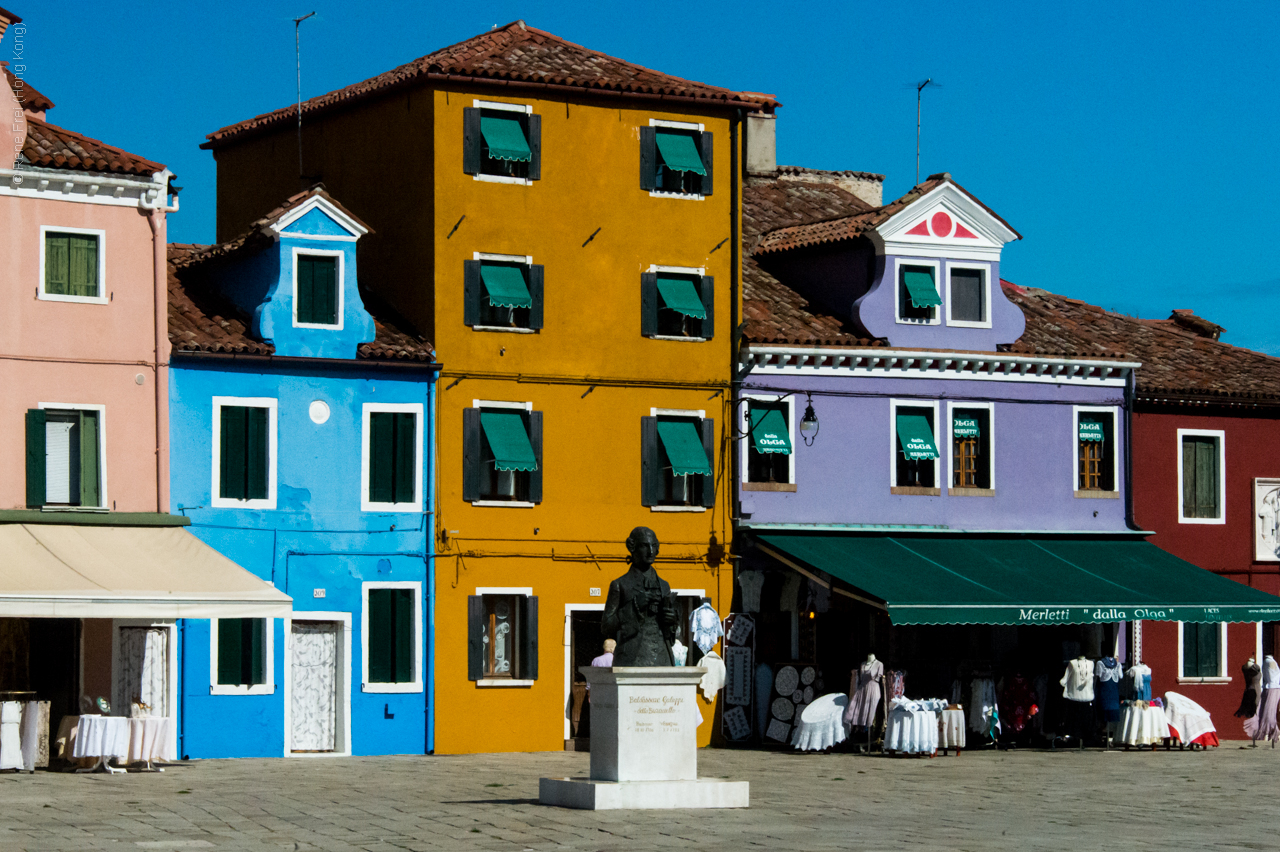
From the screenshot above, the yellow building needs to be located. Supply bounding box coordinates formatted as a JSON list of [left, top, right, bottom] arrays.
[[203, 21, 775, 753]]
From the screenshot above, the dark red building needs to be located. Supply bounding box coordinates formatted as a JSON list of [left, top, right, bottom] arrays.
[[1010, 286, 1280, 729]]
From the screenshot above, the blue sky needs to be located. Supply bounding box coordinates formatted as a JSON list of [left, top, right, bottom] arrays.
[[7, 1, 1279, 351]]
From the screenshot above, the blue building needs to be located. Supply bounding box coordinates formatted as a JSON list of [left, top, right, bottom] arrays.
[[167, 188, 440, 757]]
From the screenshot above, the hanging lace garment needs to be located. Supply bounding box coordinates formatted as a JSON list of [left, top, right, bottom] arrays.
[[886, 669, 906, 700], [116, 627, 169, 716], [969, 678, 999, 735], [738, 572, 765, 613], [1125, 664, 1152, 701], [698, 651, 726, 699], [689, 603, 724, 653]]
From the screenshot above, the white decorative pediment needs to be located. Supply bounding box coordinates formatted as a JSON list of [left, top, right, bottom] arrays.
[[876, 182, 1018, 261], [270, 195, 368, 241]]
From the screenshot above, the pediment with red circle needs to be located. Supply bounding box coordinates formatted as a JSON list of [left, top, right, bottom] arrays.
[[875, 180, 1020, 257], [902, 210, 980, 240]]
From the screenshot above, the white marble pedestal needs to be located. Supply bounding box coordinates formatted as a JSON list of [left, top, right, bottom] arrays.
[[539, 667, 749, 810]]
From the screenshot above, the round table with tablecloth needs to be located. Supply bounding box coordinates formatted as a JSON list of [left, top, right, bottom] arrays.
[[1119, 701, 1170, 746], [938, 706, 966, 752], [885, 698, 944, 755], [790, 693, 849, 752], [64, 715, 173, 772]]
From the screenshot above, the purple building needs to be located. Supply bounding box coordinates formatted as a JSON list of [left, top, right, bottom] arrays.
[[728, 163, 1279, 748]]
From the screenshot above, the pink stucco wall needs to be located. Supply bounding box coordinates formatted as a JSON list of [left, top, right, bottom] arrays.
[[0, 194, 166, 511]]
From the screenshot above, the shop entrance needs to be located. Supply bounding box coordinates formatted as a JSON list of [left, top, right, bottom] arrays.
[[290, 621, 341, 753], [0, 617, 80, 750], [564, 606, 604, 747]]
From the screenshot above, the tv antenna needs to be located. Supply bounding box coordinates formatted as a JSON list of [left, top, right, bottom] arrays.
[[915, 78, 940, 186], [294, 11, 316, 181]]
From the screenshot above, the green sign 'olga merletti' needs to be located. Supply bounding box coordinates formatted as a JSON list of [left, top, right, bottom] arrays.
[[750, 407, 792, 455], [953, 417, 981, 438], [1079, 418, 1105, 442]]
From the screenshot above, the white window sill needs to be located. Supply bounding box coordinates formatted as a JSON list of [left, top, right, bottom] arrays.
[[650, 505, 707, 513], [1176, 676, 1232, 685], [471, 500, 537, 508], [476, 679, 535, 688], [648, 191, 705, 201], [648, 334, 707, 342], [472, 325, 537, 334], [1074, 490, 1120, 500], [474, 174, 532, 186], [895, 317, 940, 326], [362, 501, 422, 513], [212, 498, 277, 510], [39, 505, 107, 512], [38, 291, 108, 305], [211, 684, 275, 696], [362, 681, 423, 694], [293, 321, 343, 330], [1178, 516, 1226, 525], [946, 320, 992, 329]]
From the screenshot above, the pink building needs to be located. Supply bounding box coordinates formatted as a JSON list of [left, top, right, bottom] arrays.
[[0, 8, 287, 769]]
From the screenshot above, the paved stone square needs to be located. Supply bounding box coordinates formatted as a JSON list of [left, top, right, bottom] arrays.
[[2, 742, 1278, 851]]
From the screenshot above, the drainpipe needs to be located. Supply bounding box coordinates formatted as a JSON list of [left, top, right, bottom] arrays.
[[426, 374, 438, 754], [141, 176, 178, 514]]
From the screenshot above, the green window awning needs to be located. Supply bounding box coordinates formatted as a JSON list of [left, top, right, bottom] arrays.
[[755, 532, 1280, 626], [480, 264, 533, 309], [903, 268, 942, 308], [656, 420, 712, 477], [750, 407, 792, 455], [479, 115, 532, 162], [896, 414, 939, 460], [655, 131, 706, 175], [953, 415, 981, 438], [656, 275, 706, 319], [1079, 417, 1105, 442], [480, 411, 538, 472]]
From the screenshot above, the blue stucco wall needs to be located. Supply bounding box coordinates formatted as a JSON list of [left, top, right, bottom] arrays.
[[170, 358, 435, 758]]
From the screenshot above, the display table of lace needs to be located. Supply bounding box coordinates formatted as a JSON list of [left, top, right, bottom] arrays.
[[938, 706, 966, 750], [885, 698, 943, 755], [1119, 701, 1169, 746], [790, 693, 849, 752], [1164, 691, 1218, 747], [70, 715, 172, 773]]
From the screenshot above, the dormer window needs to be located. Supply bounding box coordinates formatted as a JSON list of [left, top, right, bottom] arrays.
[[946, 264, 991, 328], [294, 251, 342, 328]]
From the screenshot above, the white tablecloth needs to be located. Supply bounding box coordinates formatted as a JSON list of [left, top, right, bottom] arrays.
[[71, 716, 173, 763], [790, 693, 849, 752], [1163, 692, 1216, 745], [0, 701, 22, 770], [1119, 702, 1169, 746], [885, 699, 941, 754], [938, 708, 966, 749]]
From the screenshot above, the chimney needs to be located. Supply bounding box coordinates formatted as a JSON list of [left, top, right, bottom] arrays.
[[1168, 309, 1224, 341], [776, 166, 885, 207], [746, 112, 776, 176], [0, 6, 21, 41]]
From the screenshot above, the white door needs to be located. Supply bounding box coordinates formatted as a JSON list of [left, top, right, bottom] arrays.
[[290, 621, 338, 752]]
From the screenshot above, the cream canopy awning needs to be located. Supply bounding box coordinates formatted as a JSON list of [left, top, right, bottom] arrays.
[[0, 524, 292, 619]]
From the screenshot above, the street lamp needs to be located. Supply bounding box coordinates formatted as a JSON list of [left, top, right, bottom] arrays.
[[799, 394, 820, 446]]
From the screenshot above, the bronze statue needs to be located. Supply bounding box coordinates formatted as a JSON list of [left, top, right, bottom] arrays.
[[600, 527, 678, 666]]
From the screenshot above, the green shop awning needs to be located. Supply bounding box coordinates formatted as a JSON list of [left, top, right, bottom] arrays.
[[903, 269, 942, 308], [479, 411, 537, 472], [896, 414, 939, 460], [657, 420, 712, 477], [480, 115, 532, 162], [755, 532, 1280, 625], [656, 275, 707, 319], [750, 407, 792, 455], [480, 264, 532, 309], [655, 131, 706, 175], [1079, 418, 1106, 442], [953, 415, 981, 438]]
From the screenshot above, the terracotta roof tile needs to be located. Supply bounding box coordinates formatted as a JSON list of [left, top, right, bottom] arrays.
[[742, 171, 884, 346], [204, 20, 777, 148], [21, 115, 164, 176], [1, 61, 54, 113], [1005, 282, 1280, 401]]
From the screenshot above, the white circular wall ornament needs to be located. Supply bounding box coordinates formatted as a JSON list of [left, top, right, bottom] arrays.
[[309, 400, 331, 424], [134, 373, 146, 385]]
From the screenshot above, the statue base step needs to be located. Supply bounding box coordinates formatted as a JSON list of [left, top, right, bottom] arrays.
[[538, 777, 749, 810]]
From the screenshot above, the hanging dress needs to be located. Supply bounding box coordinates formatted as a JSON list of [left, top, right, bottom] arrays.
[[843, 659, 883, 728], [1125, 664, 1152, 701], [1095, 657, 1122, 723], [1246, 656, 1280, 743], [969, 678, 999, 735], [999, 675, 1036, 734], [1060, 658, 1095, 738], [1236, 660, 1262, 719]]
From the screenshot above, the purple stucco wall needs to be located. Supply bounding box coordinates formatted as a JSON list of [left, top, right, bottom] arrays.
[[739, 372, 1127, 531]]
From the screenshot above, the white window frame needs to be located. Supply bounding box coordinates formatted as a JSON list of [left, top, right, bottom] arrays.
[[283, 611, 353, 757], [944, 261, 993, 328], [472, 99, 534, 186], [37, 401, 108, 509], [889, 399, 941, 488], [1177, 428, 1226, 525], [650, 407, 710, 512], [38, 225, 108, 304], [211, 396, 278, 510], [1176, 620, 1230, 684], [647, 264, 709, 341], [893, 257, 942, 326], [470, 400, 537, 508], [946, 401, 995, 492], [1073, 405, 1120, 496], [361, 581, 424, 694], [209, 617, 276, 696], [740, 393, 796, 485], [649, 119, 708, 200], [360, 402, 424, 512], [472, 252, 536, 333], [291, 247, 345, 330], [477, 586, 536, 687]]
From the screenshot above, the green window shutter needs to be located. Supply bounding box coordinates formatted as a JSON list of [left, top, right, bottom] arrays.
[[463, 260, 482, 327], [247, 618, 265, 685], [527, 411, 544, 504], [78, 410, 101, 508], [218, 619, 245, 685], [368, 589, 392, 683], [393, 589, 414, 683], [462, 409, 482, 503], [393, 412, 417, 504], [246, 406, 269, 500], [1182, 437, 1196, 517], [68, 235, 99, 297], [313, 256, 338, 325], [467, 596, 484, 681], [1196, 439, 1218, 519], [641, 273, 658, 337], [44, 234, 70, 295], [26, 409, 47, 507], [518, 595, 539, 681], [462, 108, 482, 175], [640, 416, 659, 506], [220, 406, 248, 500], [1196, 622, 1219, 677], [639, 126, 657, 191], [699, 276, 715, 340], [527, 264, 544, 330], [296, 254, 315, 323], [369, 412, 395, 504], [698, 131, 714, 196], [527, 113, 542, 181]]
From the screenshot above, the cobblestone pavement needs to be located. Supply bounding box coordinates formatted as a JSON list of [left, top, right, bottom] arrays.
[[3, 742, 1279, 851]]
